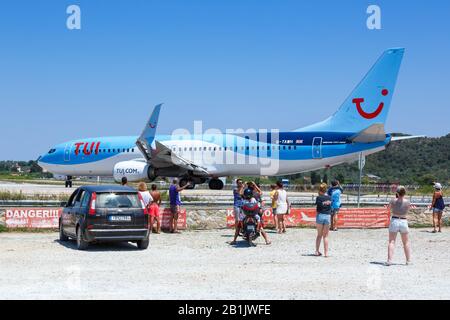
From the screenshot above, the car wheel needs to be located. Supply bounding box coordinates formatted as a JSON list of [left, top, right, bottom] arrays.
[[59, 220, 69, 241], [137, 237, 150, 250], [76, 226, 89, 250]]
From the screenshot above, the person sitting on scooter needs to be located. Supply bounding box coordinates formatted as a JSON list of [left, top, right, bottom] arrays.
[[230, 188, 271, 245]]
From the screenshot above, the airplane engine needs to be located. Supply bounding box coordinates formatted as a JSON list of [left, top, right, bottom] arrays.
[[52, 174, 67, 181], [113, 160, 156, 183]]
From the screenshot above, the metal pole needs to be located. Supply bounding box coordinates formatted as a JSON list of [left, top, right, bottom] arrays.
[[357, 152, 363, 208]]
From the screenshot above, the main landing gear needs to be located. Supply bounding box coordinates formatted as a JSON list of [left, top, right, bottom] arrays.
[[208, 178, 224, 190]]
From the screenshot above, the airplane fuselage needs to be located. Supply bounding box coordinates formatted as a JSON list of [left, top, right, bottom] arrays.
[[38, 131, 390, 178]]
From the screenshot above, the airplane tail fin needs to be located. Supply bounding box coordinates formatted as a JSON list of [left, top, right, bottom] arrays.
[[295, 48, 404, 133]]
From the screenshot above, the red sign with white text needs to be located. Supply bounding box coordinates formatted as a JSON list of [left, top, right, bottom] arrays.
[[160, 207, 187, 230], [3, 207, 187, 230], [226, 207, 390, 229], [5, 208, 62, 228]]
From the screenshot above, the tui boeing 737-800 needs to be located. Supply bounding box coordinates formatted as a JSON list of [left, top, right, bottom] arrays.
[[37, 48, 422, 189]]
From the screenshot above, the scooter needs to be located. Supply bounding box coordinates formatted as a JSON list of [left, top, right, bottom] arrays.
[[241, 202, 261, 246]]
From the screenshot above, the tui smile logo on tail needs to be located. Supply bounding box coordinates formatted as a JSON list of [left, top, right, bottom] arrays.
[[149, 122, 156, 128], [353, 89, 388, 119]]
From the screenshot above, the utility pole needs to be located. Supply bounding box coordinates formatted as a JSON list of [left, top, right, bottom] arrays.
[[357, 152, 365, 208]]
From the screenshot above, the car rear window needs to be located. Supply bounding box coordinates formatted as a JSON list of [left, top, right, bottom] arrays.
[[96, 192, 141, 209]]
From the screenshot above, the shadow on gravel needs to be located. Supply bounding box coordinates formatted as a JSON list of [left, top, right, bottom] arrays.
[[370, 261, 404, 266], [301, 254, 323, 257], [226, 241, 259, 248], [54, 239, 140, 252]]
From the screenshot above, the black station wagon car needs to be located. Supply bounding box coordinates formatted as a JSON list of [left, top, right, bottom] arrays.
[[59, 185, 150, 250]]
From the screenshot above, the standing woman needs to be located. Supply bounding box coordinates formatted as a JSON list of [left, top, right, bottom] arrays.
[[149, 184, 162, 234], [431, 183, 445, 233], [137, 182, 153, 228], [269, 185, 278, 230], [387, 186, 411, 265], [274, 181, 289, 233], [315, 183, 332, 257]]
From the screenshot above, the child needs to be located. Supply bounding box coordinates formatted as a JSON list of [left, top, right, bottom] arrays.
[[328, 180, 343, 231]]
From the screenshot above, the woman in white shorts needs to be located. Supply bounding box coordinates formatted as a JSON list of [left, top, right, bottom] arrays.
[[274, 181, 289, 233], [386, 185, 411, 266]]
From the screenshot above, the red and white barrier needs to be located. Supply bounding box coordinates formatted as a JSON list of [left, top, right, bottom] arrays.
[[227, 207, 390, 229]]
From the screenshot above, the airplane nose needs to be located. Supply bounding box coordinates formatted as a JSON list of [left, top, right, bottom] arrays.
[[37, 155, 47, 169]]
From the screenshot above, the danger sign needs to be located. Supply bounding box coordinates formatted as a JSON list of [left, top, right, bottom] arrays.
[[5, 208, 62, 229], [160, 207, 187, 230], [226, 207, 390, 229]]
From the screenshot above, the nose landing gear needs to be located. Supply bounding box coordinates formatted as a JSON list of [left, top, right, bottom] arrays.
[[65, 176, 73, 188]]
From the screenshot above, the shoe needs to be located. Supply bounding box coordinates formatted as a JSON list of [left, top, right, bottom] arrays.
[[384, 261, 392, 266], [406, 261, 413, 266]]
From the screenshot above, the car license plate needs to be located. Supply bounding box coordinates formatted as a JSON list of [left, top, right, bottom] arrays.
[[109, 215, 131, 222], [247, 225, 255, 232]]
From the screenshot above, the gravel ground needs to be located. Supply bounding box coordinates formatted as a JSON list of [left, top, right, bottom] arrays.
[[1, 228, 449, 300]]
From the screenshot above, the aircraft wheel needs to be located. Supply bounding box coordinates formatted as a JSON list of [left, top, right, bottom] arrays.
[[208, 179, 224, 190]]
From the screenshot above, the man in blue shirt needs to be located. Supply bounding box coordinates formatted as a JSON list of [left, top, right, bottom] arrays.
[[169, 178, 190, 233]]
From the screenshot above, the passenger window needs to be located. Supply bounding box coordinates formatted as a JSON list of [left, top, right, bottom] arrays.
[[81, 192, 90, 208], [74, 190, 85, 208], [66, 189, 80, 207]]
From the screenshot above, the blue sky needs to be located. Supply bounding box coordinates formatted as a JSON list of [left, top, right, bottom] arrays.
[[0, 0, 449, 160]]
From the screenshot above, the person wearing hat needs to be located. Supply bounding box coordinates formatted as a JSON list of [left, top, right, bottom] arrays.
[[230, 188, 271, 245], [431, 182, 445, 233], [386, 186, 412, 266]]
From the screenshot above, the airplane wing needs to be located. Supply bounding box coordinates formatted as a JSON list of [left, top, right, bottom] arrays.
[[152, 141, 209, 176], [348, 123, 386, 143], [390, 135, 425, 142], [136, 104, 210, 177], [348, 124, 425, 143]]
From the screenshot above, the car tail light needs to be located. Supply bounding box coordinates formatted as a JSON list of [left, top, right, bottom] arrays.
[[137, 192, 148, 215], [89, 192, 97, 215]]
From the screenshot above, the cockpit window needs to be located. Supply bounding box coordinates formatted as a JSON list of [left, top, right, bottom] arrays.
[[48, 149, 56, 154]]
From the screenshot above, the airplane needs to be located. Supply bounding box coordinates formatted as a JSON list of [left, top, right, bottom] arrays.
[[38, 48, 423, 190]]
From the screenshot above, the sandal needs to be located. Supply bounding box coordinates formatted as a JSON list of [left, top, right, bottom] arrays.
[[314, 252, 322, 256]]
